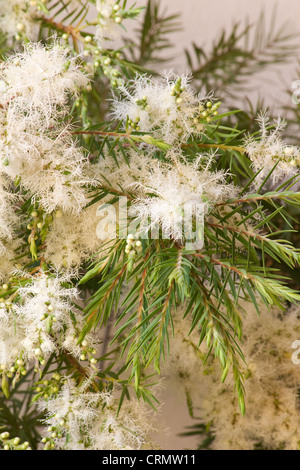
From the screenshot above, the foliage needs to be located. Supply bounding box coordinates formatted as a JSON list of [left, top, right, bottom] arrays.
[[0, 0, 300, 451]]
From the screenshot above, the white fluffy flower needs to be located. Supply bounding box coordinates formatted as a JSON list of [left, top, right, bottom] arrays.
[[88, 149, 158, 196], [130, 153, 238, 240], [95, 0, 122, 45], [0, 175, 18, 256], [11, 273, 80, 362], [40, 378, 155, 450], [0, 175, 26, 281], [245, 113, 300, 185], [43, 205, 101, 275], [113, 73, 216, 144], [0, 1, 85, 42], [0, 241, 26, 284], [0, 307, 26, 370], [0, 1, 39, 41], [0, 44, 92, 214], [1, 43, 89, 120], [0, 272, 99, 375]]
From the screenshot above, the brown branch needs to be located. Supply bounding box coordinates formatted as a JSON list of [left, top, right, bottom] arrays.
[[41, 17, 82, 49], [194, 252, 255, 281], [98, 184, 134, 201], [207, 221, 264, 242]]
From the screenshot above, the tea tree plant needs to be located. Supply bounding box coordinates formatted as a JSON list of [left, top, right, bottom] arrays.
[[0, 0, 300, 450]]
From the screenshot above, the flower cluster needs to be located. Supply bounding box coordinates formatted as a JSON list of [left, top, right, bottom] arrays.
[[130, 152, 238, 241], [0, 432, 31, 451], [95, 0, 143, 47], [0, 273, 98, 384], [0, 176, 18, 256], [0, 43, 91, 215], [43, 206, 101, 276], [245, 113, 300, 184], [0, 175, 25, 281], [1, 0, 300, 453], [0, 0, 40, 42], [95, 0, 123, 45], [113, 73, 219, 144], [39, 378, 155, 450], [94, 148, 238, 242], [0, 1, 85, 43]]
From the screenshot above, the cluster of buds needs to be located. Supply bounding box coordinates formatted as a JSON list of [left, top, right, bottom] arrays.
[[42, 424, 63, 450], [170, 77, 186, 103], [13, 1, 46, 41], [33, 373, 62, 402], [127, 116, 141, 132], [281, 146, 300, 166], [79, 339, 98, 367], [125, 234, 142, 271], [82, 39, 124, 88], [192, 100, 221, 127], [0, 432, 31, 450], [126, 96, 152, 132], [1, 357, 27, 380], [97, 1, 123, 27], [27, 207, 57, 260], [134, 96, 150, 111], [26, 209, 42, 260], [126, 97, 147, 132], [39, 300, 58, 333], [80, 47, 124, 88], [95, 55, 123, 87], [41, 411, 71, 450], [125, 233, 142, 256]]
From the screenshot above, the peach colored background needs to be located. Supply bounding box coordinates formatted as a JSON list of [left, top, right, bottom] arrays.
[[119, 0, 300, 113]]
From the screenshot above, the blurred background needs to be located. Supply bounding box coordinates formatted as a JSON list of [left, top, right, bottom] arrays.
[[111, 0, 300, 120]]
